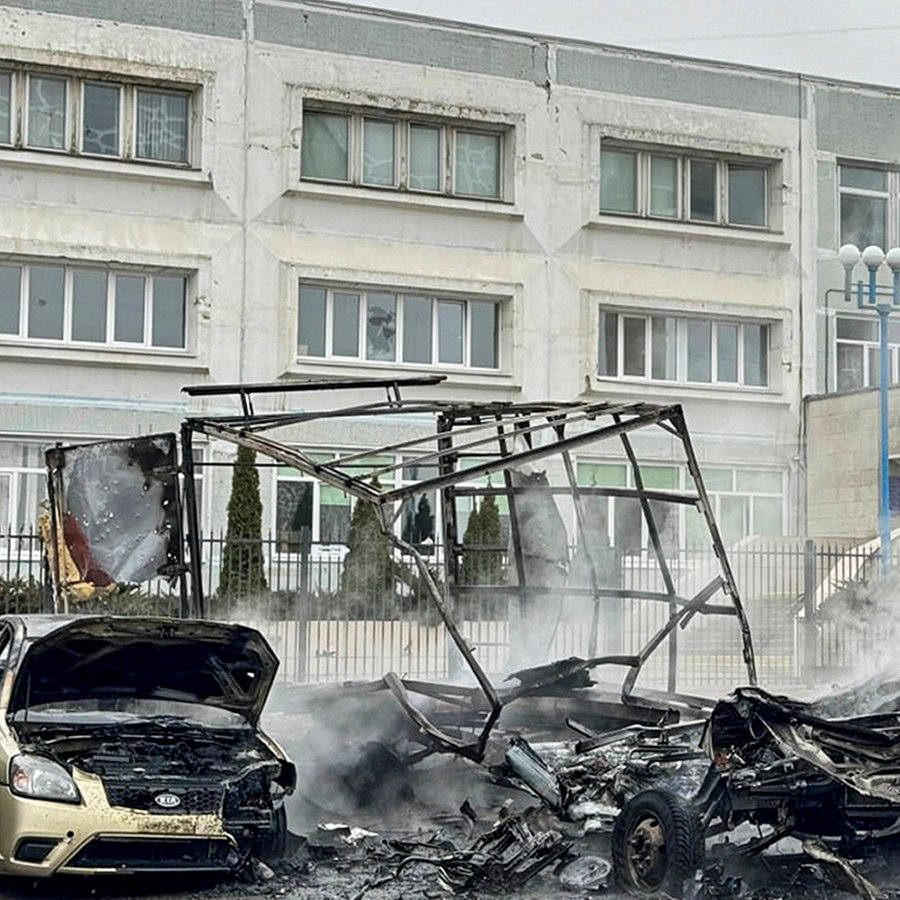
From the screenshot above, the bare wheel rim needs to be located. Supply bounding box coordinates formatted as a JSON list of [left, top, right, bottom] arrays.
[[625, 813, 667, 890]]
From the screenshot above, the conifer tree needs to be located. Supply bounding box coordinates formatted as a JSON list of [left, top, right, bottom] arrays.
[[341, 485, 396, 603], [218, 445, 268, 599]]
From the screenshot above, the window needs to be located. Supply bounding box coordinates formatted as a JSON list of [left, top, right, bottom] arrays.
[[839, 164, 893, 248], [298, 283, 500, 370], [301, 106, 507, 200], [688, 467, 784, 547], [598, 310, 769, 387], [0, 441, 48, 535], [275, 452, 443, 556], [835, 314, 900, 391], [0, 260, 188, 349], [0, 70, 10, 144], [576, 463, 681, 557], [0, 64, 192, 164], [600, 144, 770, 228], [577, 461, 784, 553], [275, 454, 390, 552]]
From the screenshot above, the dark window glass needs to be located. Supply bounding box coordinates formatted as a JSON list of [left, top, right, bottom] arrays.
[[623, 316, 646, 376], [72, 269, 108, 342], [689, 159, 717, 222], [437, 300, 464, 364], [598, 311, 618, 376], [0, 265, 20, 335], [716, 323, 739, 382], [135, 89, 188, 163], [728, 166, 766, 226], [600, 149, 637, 213], [28, 265, 64, 339], [0, 71, 11, 144], [455, 131, 501, 198], [298, 285, 326, 357], [840, 166, 887, 191], [836, 351, 863, 391], [650, 316, 676, 380], [841, 194, 886, 248], [83, 83, 120, 156], [403, 295, 432, 363], [27, 76, 66, 149], [613, 497, 642, 556], [743, 324, 768, 386], [332, 292, 360, 357], [687, 319, 712, 382], [152, 275, 185, 348], [362, 119, 395, 186], [301, 112, 349, 181], [649, 155, 677, 217], [114, 274, 145, 342], [410, 125, 440, 191], [276, 481, 313, 553], [469, 301, 498, 368], [366, 292, 396, 361], [837, 317, 878, 341]]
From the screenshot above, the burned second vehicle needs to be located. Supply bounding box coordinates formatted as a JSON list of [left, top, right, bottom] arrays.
[[0, 615, 294, 877], [495, 680, 900, 897]]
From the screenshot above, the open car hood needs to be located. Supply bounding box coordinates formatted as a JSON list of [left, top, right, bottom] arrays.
[[9, 617, 279, 725]]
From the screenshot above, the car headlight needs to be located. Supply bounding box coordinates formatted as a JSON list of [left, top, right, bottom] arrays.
[[9, 755, 80, 803]]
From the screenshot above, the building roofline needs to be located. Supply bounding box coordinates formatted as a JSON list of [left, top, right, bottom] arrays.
[[295, 0, 900, 96]]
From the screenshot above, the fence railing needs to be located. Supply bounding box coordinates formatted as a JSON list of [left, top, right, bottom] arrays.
[[3, 528, 892, 691]]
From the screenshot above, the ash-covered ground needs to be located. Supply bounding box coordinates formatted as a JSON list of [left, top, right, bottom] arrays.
[[4, 691, 900, 900]]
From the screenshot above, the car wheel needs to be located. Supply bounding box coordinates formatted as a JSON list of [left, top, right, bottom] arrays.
[[612, 789, 703, 897]]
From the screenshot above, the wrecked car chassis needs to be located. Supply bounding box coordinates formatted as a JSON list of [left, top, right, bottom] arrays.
[[543, 686, 900, 896]]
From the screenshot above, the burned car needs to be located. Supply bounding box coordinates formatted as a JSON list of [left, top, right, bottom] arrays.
[[0, 614, 294, 877], [538, 683, 900, 896]]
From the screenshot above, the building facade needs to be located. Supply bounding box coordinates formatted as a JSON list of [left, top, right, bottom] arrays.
[[0, 0, 892, 553]]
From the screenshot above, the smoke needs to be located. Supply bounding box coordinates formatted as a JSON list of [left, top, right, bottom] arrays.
[[817, 571, 900, 684]]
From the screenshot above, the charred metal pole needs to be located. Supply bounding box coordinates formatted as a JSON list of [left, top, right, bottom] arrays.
[[180, 422, 205, 618], [615, 417, 679, 692], [44, 445, 64, 614], [674, 407, 757, 686]]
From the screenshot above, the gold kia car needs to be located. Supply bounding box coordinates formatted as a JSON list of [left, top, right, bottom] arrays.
[[0, 615, 295, 876]]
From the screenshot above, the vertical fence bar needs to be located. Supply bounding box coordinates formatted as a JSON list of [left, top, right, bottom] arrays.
[[803, 539, 817, 686]]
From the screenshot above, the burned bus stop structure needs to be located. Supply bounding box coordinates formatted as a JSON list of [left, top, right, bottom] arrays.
[[175, 377, 757, 761]]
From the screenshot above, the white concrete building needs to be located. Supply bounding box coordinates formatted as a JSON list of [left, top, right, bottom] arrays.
[[0, 0, 890, 552]]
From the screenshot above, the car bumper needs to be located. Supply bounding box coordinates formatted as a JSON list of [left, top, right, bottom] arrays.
[[0, 783, 240, 877]]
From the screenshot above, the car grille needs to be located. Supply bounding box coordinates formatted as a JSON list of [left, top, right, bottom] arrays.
[[104, 783, 224, 815], [65, 836, 236, 871]]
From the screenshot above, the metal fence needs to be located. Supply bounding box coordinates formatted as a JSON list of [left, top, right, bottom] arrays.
[[3, 528, 890, 691]]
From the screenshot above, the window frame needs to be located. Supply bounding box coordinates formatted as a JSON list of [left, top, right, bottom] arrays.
[[300, 103, 510, 202], [598, 308, 771, 389], [273, 452, 443, 557], [0, 69, 13, 146], [0, 62, 195, 167], [297, 282, 502, 372], [25, 72, 69, 152], [576, 460, 785, 553], [834, 312, 900, 391], [838, 162, 898, 250], [0, 259, 191, 352], [599, 141, 772, 230]]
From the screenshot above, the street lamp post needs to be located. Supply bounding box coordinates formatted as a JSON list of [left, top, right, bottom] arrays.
[[839, 243, 900, 575]]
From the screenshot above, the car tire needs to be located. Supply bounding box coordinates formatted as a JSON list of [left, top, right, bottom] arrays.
[[611, 788, 704, 897]]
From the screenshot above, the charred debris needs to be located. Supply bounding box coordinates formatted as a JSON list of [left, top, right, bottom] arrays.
[[42, 377, 900, 897]]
